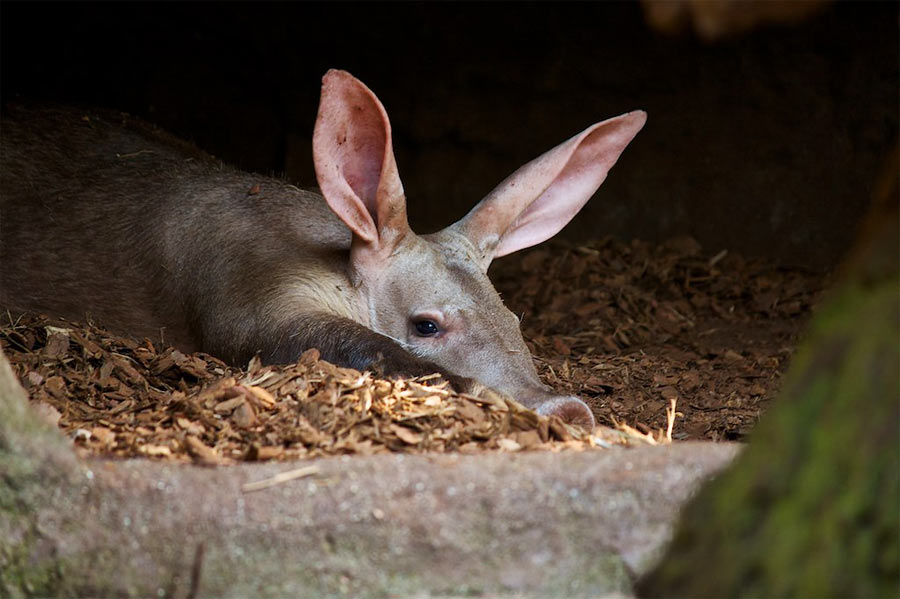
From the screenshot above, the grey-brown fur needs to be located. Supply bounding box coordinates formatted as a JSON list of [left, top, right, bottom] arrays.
[[1, 106, 461, 379], [1, 108, 327, 355], [1, 72, 645, 427]]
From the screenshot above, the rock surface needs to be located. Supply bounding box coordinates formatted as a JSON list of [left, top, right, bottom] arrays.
[[0, 349, 738, 597]]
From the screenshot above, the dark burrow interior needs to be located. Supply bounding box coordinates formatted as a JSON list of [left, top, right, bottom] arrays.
[[1, 1, 896, 450]]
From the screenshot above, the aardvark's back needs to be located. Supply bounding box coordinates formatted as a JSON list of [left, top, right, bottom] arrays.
[[0, 106, 350, 349]]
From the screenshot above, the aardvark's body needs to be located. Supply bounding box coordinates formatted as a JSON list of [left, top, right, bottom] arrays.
[[0, 70, 646, 427]]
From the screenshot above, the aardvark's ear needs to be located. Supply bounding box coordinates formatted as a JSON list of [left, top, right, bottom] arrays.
[[451, 111, 646, 269], [313, 69, 409, 251]]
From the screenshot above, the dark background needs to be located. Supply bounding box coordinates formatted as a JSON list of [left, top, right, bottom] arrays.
[[2, 2, 896, 270]]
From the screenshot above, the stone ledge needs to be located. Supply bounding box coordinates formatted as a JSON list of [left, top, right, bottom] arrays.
[[1, 350, 738, 597]]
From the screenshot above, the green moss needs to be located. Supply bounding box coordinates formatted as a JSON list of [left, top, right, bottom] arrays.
[[0, 521, 63, 597], [637, 272, 900, 598]]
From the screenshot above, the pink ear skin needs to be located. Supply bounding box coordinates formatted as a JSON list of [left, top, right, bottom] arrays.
[[453, 110, 647, 266], [312, 69, 409, 249]]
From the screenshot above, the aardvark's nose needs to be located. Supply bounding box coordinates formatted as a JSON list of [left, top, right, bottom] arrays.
[[534, 396, 596, 429]]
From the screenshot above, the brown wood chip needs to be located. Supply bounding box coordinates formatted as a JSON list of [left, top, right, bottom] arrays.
[[1, 236, 825, 459]]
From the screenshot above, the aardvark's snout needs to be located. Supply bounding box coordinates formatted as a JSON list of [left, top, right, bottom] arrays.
[[533, 396, 596, 430]]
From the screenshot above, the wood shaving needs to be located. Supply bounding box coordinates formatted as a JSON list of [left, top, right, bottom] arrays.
[[1, 236, 825, 460]]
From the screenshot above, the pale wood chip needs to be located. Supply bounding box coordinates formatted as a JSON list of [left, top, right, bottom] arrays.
[[139, 444, 172, 457], [497, 438, 522, 452], [90, 426, 116, 445], [184, 435, 224, 465], [244, 384, 276, 408], [390, 424, 423, 445], [214, 396, 246, 414]]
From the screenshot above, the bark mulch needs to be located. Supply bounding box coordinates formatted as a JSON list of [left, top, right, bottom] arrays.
[[492, 235, 826, 441], [2, 318, 646, 463], [1, 235, 825, 462]]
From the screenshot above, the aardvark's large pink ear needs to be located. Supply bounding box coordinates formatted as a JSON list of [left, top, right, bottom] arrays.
[[451, 111, 646, 268], [313, 69, 408, 249]]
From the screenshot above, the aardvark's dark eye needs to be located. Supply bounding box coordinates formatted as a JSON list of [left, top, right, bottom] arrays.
[[414, 319, 440, 337]]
